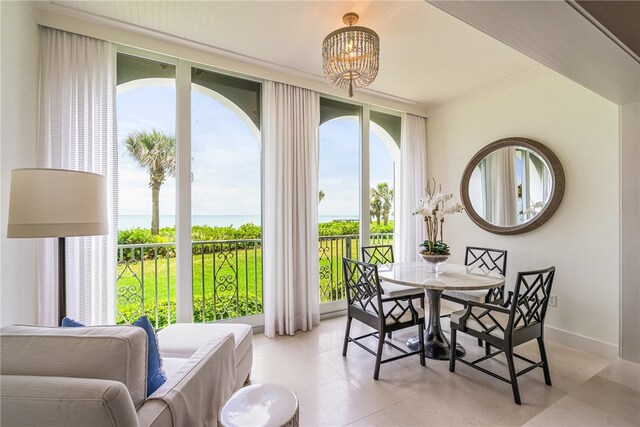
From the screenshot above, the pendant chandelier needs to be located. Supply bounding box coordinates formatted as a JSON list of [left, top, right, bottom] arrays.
[[322, 12, 380, 97]]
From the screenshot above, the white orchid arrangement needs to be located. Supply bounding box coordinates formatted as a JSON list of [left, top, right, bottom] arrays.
[[414, 178, 464, 255]]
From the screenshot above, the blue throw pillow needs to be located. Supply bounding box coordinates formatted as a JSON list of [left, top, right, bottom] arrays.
[[60, 315, 166, 396], [133, 315, 167, 396], [61, 317, 85, 327]]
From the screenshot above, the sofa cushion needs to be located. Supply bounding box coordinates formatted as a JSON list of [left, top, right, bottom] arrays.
[[158, 323, 253, 393], [0, 325, 148, 410], [157, 323, 252, 363], [162, 357, 189, 380], [59, 315, 167, 396]]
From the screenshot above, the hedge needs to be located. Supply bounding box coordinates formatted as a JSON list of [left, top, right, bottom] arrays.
[[117, 295, 263, 327], [118, 221, 393, 260]]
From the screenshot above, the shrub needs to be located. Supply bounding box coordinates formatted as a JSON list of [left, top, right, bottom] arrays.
[[118, 220, 392, 261], [117, 295, 263, 328]]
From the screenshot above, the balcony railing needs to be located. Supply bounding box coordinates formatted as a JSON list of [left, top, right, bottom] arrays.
[[116, 233, 393, 328]]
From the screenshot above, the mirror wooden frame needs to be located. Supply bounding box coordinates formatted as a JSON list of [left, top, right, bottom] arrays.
[[460, 137, 565, 235]]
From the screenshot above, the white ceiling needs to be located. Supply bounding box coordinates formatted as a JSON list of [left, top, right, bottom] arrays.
[[43, 1, 539, 110]]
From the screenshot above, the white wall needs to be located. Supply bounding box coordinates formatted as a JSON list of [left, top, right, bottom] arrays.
[[1, 1, 40, 326], [427, 69, 620, 356], [620, 101, 640, 363]]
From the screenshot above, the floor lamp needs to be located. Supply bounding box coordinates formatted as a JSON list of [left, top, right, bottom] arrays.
[[7, 168, 108, 325]]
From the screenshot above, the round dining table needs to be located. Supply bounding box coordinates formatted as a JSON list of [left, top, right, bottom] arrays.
[[377, 262, 505, 360]]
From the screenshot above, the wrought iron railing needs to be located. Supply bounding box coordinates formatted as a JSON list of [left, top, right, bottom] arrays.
[[117, 243, 176, 329], [192, 239, 262, 323], [116, 233, 393, 327], [318, 233, 394, 302]]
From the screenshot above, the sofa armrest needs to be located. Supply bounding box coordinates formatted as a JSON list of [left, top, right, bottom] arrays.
[[145, 333, 236, 427], [0, 375, 139, 427]]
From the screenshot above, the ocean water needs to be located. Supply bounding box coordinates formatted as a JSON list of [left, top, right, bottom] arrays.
[[118, 214, 359, 230]]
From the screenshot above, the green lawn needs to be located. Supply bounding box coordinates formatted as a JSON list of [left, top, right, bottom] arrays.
[[117, 234, 393, 327]]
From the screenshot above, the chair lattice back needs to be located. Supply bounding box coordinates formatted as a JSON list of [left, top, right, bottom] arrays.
[[465, 246, 508, 301], [342, 258, 416, 325], [343, 258, 382, 315], [510, 267, 556, 330], [361, 245, 394, 265]]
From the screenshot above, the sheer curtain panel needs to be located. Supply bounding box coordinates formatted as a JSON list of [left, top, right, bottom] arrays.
[[263, 81, 320, 337], [394, 113, 427, 262], [489, 147, 518, 226], [38, 27, 117, 325]]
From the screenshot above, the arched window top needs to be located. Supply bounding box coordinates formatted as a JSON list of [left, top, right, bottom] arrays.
[[117, 53, 175, 84], [117, 53, 261, 131], [370, 110, 400, 149], [320, 97, 400, 148], [192, 68, 261, 130]]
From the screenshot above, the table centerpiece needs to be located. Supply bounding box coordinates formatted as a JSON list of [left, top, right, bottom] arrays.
[[414, 178, 464, 272]]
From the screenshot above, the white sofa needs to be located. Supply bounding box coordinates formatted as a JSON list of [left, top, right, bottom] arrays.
[[0, 322, 253, 427]]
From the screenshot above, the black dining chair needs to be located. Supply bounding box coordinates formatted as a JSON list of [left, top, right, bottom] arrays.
[[448, 266, 556, 404], [361, 245, 424, 339], [361, 245, 424, 300], [442, 246, 508, 306], [342, 258, 425, 380]]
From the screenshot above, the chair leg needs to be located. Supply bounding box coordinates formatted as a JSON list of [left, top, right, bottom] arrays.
[[485, 342, 491, 356], [449, 328, 457, 372], [342, 316, 352, 357], [537, 337, 552, 386], [387, 332, 393, 339], [373, 330, 385, 380], [418, 321, 426, 367], [478, 338, 483, 347], [505, 347, 522, 405]]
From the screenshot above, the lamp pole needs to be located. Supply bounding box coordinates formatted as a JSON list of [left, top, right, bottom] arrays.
[[58, 237, 66, 325]]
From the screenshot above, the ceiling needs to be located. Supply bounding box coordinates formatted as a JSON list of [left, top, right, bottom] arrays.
[[575, 0, 640, 61], [42, 1, 539, 110]]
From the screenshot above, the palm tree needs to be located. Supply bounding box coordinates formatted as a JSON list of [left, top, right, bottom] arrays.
[[371, 182, 394, 225], [124, 129, 176, 235], [370, 196, 382, 225], [318, 190, 325, 203]]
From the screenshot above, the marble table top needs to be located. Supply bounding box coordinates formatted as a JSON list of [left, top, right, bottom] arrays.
[[377, 262, 505, 291]]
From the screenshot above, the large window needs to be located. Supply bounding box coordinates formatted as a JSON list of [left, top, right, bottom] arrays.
[[318, 98, 401, 305], [318, 99, 361, 303], [116, 54, 177, 327], [116, 53, 262, 327], [369, 111, 400, 241], [190, 68, 262, 322], [116, 51, 404, 323]]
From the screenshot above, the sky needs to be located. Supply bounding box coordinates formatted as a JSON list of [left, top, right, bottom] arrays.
[[117, 84, 396, 218]]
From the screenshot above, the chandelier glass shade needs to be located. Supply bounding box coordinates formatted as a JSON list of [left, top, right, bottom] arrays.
[[322, 13, 379, 97]]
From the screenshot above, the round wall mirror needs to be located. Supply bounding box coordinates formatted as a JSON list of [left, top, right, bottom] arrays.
[[460, 137, 565, 235]]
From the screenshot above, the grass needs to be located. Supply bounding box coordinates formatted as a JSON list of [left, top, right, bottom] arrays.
[[116, 229, 393, 327]]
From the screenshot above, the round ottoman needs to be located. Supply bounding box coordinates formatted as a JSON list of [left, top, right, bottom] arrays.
[[219, 383, 299, 427]]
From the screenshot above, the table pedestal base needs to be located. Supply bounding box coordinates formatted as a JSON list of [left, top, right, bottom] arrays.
[[406, 330, 466, 360], [406, 289, 466, 360]]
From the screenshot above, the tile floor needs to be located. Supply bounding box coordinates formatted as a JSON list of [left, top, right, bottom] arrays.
[[249, 315, 640, 426]]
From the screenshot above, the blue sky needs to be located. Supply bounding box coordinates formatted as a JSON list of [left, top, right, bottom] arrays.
[[117, 85, 395, 218]]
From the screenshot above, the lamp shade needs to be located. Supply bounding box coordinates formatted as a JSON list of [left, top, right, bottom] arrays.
[[7, 168, 108, 238]]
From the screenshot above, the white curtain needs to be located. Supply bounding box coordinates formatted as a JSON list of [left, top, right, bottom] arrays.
[[488, 147, 518, 226], [263, 81, 320, 337], [394, 113, 427, 262], [38, 27, 117, 326]]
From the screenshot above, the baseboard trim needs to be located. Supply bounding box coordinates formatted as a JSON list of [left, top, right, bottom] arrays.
[[545, 325, 619, 359]]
